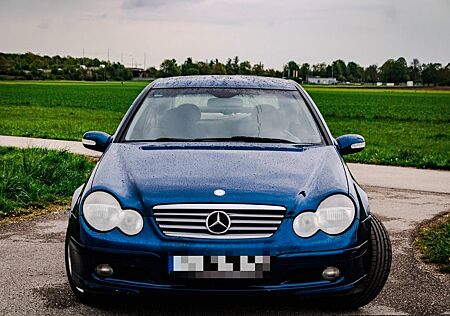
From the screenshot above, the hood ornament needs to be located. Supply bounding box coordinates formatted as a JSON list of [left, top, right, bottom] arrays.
[[214, 189, 225, 197]]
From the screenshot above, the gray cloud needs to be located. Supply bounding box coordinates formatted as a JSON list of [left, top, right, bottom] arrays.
[[97, 13, 108, 19], [122, 0, 202, 9], [37, 21, 50, 29]]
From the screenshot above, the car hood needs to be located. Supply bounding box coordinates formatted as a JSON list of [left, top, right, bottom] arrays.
[[90, 143, 349, 215]]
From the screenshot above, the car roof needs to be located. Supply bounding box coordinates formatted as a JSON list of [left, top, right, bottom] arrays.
[[151, 75, 298, 90]]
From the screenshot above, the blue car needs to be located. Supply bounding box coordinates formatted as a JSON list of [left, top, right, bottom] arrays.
[[65, 75, 391, 309]]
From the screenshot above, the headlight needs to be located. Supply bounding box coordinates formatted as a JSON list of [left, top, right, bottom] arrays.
[[118, 209, 144, 235], [293, 194, 355, 238], [83, 191, 144, 235]]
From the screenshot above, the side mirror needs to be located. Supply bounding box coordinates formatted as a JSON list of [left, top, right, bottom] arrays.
[[336, 134, 365, 156], [82, 131, 111, 153]]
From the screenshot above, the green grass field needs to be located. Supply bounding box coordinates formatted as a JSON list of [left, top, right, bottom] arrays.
[[0, 81, 449, 169], [307, 87, 450, 169]]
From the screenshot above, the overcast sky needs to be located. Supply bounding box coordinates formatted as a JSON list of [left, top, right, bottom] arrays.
[[0, 0, 449, 69]]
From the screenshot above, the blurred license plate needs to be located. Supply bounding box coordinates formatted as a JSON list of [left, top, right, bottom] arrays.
[[169, 255, 271, 279]]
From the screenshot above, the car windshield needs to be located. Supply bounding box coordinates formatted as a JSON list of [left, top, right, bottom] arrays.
[[124, 88, 323, 144]]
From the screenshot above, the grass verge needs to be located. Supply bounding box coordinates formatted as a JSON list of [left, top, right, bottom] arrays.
[[415, 212, 450, 273], [0, 147, 94, 218]]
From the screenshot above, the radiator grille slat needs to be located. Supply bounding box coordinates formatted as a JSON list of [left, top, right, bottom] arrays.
[[153, 203, 285, 239]]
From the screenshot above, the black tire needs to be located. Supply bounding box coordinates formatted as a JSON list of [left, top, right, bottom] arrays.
[[335, 214, 392, 309], [65, 236, 98, 305]]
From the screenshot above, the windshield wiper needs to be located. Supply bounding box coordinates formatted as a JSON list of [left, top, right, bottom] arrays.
[[147, 136, 302, 144], [182, 136, 298, 144], [221, 136, 297, 143], [150, 137, 198, 142]]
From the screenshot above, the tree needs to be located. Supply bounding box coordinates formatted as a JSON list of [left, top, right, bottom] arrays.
[[145, 67, 160, 78], [264, 68, 281, 78], [299, 63, 310, 81], [252, 63, 265, 76], [211, 59, 227, 75], [379, 57, 408, 83], [239, 61, 252, 75], [181, 57, 199, 76], [312, 63, 327, 77], [409, 58, 422, 83], [197, 61, 211, 75], [325, 64, 332, 77], [225, 58, 234, 75], [379, 59, 395, 83], [364, 65, 378, 83], [347, 61, 364, 82], [422, 63, 441, 85], [396, 57, 409, 82], [0, 55, 10, 74], [332, 59, 347, 81], [159, 59, 181, 77], [443, 63, 450, 86], [232, 56, 240, 74]]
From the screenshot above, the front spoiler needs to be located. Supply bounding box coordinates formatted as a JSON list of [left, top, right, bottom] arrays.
[[67, 237, 368, 296]]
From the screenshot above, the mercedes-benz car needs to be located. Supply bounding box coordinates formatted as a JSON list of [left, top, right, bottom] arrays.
[[65, 75, 391, 309]]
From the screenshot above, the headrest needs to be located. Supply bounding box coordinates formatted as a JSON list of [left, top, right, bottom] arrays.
[[162, 103, 201, 124], [207, 97, 243, 108]]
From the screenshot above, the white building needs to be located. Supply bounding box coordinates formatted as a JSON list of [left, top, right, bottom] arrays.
[[307, 76, 337, 85]]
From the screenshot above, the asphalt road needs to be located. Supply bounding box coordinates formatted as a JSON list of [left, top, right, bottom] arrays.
[[1, 186, 449, 316]]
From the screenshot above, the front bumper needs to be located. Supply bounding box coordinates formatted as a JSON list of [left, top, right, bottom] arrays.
[[67, 237, 368, 296]]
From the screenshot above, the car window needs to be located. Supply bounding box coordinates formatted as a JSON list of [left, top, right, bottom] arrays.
[[124, 88, 323, 144]]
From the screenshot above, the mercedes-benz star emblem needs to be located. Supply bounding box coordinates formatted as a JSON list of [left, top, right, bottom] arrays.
[[206, 211, 231, 234]]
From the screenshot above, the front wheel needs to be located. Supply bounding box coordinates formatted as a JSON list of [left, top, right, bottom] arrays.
[[336, 214, 392, 309], [65, 235, 98, 304]]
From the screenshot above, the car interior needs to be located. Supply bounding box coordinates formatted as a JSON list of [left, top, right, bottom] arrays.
[[125, 93, 322, 144]]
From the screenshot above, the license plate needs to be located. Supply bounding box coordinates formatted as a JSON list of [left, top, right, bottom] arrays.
[[169, 255, 271, 279]]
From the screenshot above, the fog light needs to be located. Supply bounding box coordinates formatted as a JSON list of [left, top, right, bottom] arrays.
[[322, 266, 340, 280], [96, 264, 113, 277]]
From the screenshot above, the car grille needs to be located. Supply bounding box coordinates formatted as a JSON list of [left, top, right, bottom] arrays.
[[153, 204, 286, 239]]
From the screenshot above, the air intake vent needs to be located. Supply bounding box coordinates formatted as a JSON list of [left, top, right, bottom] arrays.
[[153, 204, 285, 239]]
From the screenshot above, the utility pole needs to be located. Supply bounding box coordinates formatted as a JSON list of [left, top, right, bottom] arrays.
[[107, 48, 110, 64], [121, 51, 123, 64], [144, 53, 146, 70], [82, 48, 84, 65]]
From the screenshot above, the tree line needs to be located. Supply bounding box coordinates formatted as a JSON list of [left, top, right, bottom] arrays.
[[0, 52, 133, 81], [1, 52, 449, 85], [151, 56, 450, 86]]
